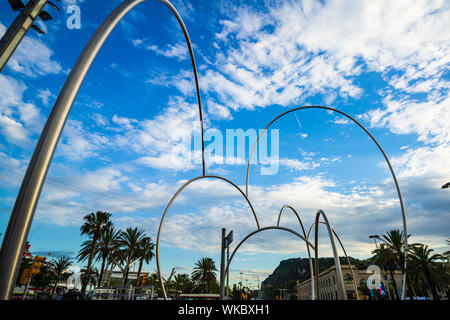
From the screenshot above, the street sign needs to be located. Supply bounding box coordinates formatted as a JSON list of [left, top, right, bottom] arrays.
[[224, 231, 233, 248]]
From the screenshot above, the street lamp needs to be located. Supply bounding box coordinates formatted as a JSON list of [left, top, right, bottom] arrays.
[[1, 0, 60, 72], [442, 182, 450, 189]]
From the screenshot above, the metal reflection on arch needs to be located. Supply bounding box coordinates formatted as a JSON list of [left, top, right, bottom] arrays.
[[277, 205, 315, 299], [307, 218, 360, 300], [245, 106, 408, 300]]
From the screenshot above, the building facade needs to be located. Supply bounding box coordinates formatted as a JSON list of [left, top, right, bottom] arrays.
[[297, 265, 404, 300]]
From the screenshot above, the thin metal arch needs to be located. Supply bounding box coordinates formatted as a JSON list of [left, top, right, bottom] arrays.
[[277, 205, 315, 299], [156, 175, 261, 300], [245, 106, 408, 299], [307, 220, 360, 300], [0, 0, 206, 300], [223, 225, 316, 299], [313, 210, 346, 300]]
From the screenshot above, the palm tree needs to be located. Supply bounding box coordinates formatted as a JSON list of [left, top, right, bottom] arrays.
[[135, 237, 155, 287], [81, 266, 99, 291], [118, 227, 148, 285], [408, 245, 444, 300], [49, 256, 73, 299], [78, 211, 112, 296], [380, 229, 414, 299], [444, 238, 450, 261], [372, 243, 400, 300], [97, 225, 121, 287], [173, 273, 194, 293], [191, 257, 218, 293]]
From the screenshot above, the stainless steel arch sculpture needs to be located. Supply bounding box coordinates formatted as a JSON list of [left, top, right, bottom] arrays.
[[155, 175, 261, 299], [277, 205, 315, 299], [312, 210, 347, 300], [245, 106, 408, 299], [0, 0, 206, 299], [223, 225, 316, 298], [307, 220, 360, 300]]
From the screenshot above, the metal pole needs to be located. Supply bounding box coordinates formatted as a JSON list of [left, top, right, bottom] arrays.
[[226, 246, 229, 299], [22, 273, 32, 300], [240, 272, 243, 300], [314, 210, 347, 300], [0, 0, 48, 72], [219, 228, 225, 300]]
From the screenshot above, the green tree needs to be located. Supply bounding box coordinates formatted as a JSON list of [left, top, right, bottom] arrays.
[[49, 256, 73, 299], [135, 237, 155, 287], [81, 266, 99, 291], [372, 243, 400, 300], [191, 257, 218, 293], [408, 244, 444, 300], [78, 211, 112, 296], [380, 229, 414, 299], [118, 227, 148, 285], [97, 224, 121, 286]]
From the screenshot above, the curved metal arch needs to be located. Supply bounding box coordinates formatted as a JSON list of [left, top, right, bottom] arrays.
[[156, 175, 261, 299], [0, 0, 208, 299], [313, 210, 347, 300], [277, 205, 315, 299], [307, 220, 359, 300], [245, 105, 408, 299], [223, 225, 316, 298]]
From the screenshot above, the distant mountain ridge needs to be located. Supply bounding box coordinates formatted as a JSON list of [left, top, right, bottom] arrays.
[[261, 256, 370, 292]]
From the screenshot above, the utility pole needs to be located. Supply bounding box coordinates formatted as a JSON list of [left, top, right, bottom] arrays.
[[225, 246, 229, 299], [0, 0, 59, 73], [219, 228, 226, 300]]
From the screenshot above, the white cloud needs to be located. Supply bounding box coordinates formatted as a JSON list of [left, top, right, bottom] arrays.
[[202, 0, 449, 112], [112, 96, 202, 171], [56, 120, 110, 161], [368, 95, 450, 145], [37, 88, 52, 106], [0, 75, 44, 146], [133, 38, 188, 61], [207, 100, 233, 120], [0, 23, 62, 77]]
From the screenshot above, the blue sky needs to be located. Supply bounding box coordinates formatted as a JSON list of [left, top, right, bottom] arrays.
[[0, 0, 449, 288]]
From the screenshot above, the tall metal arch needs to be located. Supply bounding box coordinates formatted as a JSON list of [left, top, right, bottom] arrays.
[[277, 205, 315, 299], [245, 106, 408, 299], [223, 225, 316, 299], [0, 0, 206, 299], [311, 210, 347, 300], [307, 220, 360, 300], [156, 175, 261, 300]]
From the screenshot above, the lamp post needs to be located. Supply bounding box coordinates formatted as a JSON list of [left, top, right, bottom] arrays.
[[0, 0, 60, 72]]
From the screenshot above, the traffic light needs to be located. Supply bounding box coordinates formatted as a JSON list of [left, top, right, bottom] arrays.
[[30, 256, 46, 275], [141, 274, 148, 285], [20, 268, 31, 284]]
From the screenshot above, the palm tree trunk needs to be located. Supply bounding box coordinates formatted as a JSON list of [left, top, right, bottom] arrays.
[[98, 254, 107, 287], [424, 268, 440, 300], [81, 235, 98, 296], [389, 267, 400, 300], [51, 275, 60, 299], [136, 259, 143, 287]]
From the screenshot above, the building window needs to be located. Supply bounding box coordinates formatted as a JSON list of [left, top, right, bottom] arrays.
[[344, 273, 352, 284]]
